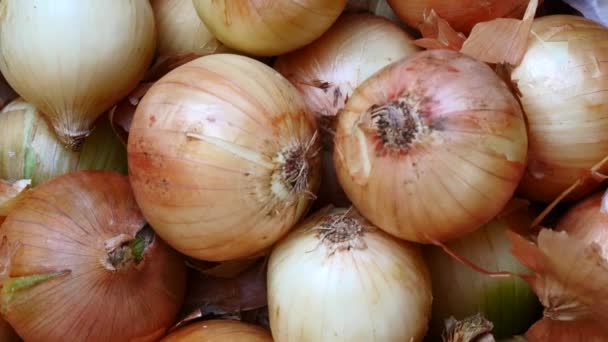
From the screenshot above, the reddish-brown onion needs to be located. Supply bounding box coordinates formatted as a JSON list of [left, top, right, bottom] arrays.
[[0, 171, 187, 342], [334, 49, 528, 243], [128, 54, 321, 261], [387, 0, 529, 33], [160, 320, 272, 341]]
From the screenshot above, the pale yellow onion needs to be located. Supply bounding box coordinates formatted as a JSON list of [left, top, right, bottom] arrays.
[[160, 320, 272, 341], [192, 0, 348, 56], [151, 0, 228, 56], [386, 0, 529, 34], [0, 98, 127, 186], [425, 216, 540, 340], [334, 49, 528, 244], [268, 207, 433, 342], [512, 15, 608, 203], [128, 54, 321, 261], [0, 0, 156, 150]]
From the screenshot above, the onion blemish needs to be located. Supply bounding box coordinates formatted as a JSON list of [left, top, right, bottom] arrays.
[[103, 225, 155, 272]]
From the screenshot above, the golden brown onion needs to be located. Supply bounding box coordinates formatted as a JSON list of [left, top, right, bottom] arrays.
[[160, 320, 272, 341], [128, 54, 321, 262], [334, 49, 528, 244]]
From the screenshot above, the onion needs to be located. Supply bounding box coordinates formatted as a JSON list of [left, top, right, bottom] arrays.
[[512, 15, 608, 203], [0, 98, 127, 186], [0, 0, 156, 150], [386, 0, 529, 34], [267, 207, 433, 341], [0, 171, 187, 342], [334, 49, 528, 244], [151, 0, 228, 56], [160, 320, 272, 341], [192, 0, 348, 56], [425, 215, 541, 340], [274, 13, 420, 208], [128, 53, 321, 262]]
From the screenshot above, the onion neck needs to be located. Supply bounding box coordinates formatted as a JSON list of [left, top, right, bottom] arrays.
[[103, 226, 154, 272], [442, 314, 495, 342], [314, 210, 367, 255]]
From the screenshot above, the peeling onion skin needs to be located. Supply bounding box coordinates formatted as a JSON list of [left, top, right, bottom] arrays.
[[334, 49, 528, 244], [267, 207, 433, 342], [386, 0, 528, 34], [192, 0, 348, 56], [160, 320, 272, 341], [128, 54, 321, 262], [512, 15, 608, 203], [0, 171, 187, 342]]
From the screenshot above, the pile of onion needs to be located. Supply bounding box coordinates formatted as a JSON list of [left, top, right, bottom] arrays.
[[267, 207, 433, 341], [0, 171, 187, 342], [334, 49, 528, 244], [0, 0, 156, 149], [512, 15, 608, 203], [161, 320, 272, 342], [0, 98, 127, 186], [151, 0, 228, 56], [509, 189, 608, 340], [192, 0, 348, 56], [386, 0, 529, 33], [274, 13, 420, 208], [128, 53, 321, 262]]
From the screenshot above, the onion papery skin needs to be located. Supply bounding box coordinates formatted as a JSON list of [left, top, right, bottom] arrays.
[[151, 0, 228, 56], [267, 207, 433, 342], [160, 320, 272, 341], [0, 0, 156, 150], [512, 15, 608, 203], [128, 54, 321, 262], [334, 49, 528, 244], [0, 171, 187, 342], [0, 98, 127, 186], [192, 0, 348, 56], [386, 0, 529, 34], [425, 217, 541, 340]]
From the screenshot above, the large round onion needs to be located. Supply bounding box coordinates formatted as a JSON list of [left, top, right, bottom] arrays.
[[151, 0, 227, 56], [267, 207, 433, 341], [334, 49, 528, 244], [0, 98, 127, 186], [512, 15, 608, 203], [386, 0, 529, 33], [0, 0, 156, 149], [192, 0, 348, 56], [0, 171, 187, 342], [160, 320, 272, 341], [128, 54, 321, 262]]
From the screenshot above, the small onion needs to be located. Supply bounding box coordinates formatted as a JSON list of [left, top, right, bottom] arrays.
[[425, 216, 541, 340], [151, 0, 228, 56], [386, 0, 529, 33], [0, 171, 187, 342], [128, 54, 321, 262], [512, 15, 608, 203], [160, 320, 272, 341], [0, 0, 156, 149], [192, 0, 348, 56], [267, 207, 433, 341], [334, 49, 528, 244], [0, 98, 127, 186]]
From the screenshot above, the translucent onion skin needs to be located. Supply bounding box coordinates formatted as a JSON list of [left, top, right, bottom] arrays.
[[192, 0, 348, 56], [0, 171, 187, 342], [151, 0, 228, 56], [386, 0, 528, 33], [512, 15, 608, 203], [267, 207, 433, 342], [334, 49, 528, 244], [0, 99, 127, 186], [0, 0, 156, 150], [425, 217, 540, 340], [128, 54, 321, 262], [160, 320, 272, 341]]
